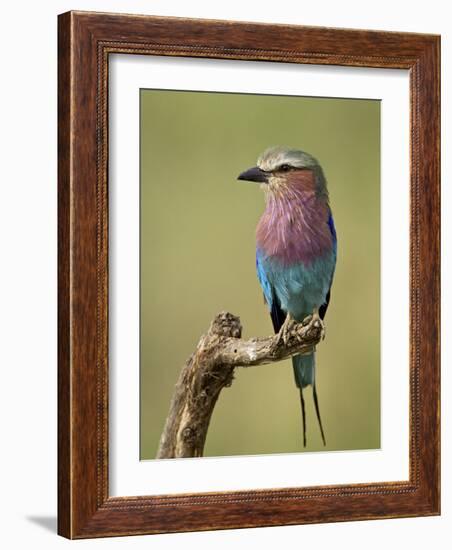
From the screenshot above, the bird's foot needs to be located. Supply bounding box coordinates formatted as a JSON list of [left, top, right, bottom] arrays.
[[276, 313, 296, 346], [310, 309, 326, 341]]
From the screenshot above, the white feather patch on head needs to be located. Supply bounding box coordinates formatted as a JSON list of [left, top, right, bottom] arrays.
[[257, 146, 319, 172]]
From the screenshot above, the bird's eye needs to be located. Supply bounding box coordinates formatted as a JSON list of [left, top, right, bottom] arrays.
[[279, 164, 291, 172]]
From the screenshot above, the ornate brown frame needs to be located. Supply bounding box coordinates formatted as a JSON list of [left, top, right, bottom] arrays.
[[58, 11, 440, 539]]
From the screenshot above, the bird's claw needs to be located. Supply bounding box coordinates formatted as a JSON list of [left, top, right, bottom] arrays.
[[276, 311, 325, 347], [276, 314, 295, 346], [310, 311, 326, 341]]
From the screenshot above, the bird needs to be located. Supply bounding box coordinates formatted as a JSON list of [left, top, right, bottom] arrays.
[[237, 146, 337, 447]]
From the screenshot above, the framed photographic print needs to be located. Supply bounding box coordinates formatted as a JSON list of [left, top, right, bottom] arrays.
[[58, 11, 440, 538]]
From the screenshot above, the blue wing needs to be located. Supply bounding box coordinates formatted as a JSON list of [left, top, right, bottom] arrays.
[[256, 250, 286, 333], [319, 211, 337, 320], [256, 251, 272, 306], [328, 210, 337, 247]]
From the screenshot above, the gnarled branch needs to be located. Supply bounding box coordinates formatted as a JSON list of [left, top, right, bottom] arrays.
[[156, 311, 323, 459]]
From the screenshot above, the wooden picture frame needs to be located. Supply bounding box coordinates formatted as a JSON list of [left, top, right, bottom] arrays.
[[58, 11, 440, 539]]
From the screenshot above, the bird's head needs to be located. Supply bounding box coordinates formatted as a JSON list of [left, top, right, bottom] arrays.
[[237, 146, 327, 199]]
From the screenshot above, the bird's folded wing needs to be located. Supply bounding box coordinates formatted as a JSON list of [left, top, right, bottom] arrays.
[[256, 251, 286, 333]]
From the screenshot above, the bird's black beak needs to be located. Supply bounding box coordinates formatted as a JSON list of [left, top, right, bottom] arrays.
[[237, 166, 269, 183]]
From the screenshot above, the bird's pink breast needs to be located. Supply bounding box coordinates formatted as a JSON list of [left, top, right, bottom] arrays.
[[256, 184, 333, 266]]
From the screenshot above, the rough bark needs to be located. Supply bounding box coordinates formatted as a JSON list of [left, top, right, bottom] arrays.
[[156, 311, 323, 459]]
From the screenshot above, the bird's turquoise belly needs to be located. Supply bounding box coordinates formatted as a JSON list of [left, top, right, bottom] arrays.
[[261, 251, 336, 321]]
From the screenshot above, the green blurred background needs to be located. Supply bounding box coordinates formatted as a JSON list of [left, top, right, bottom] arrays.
[[140, 89, 380, 459]]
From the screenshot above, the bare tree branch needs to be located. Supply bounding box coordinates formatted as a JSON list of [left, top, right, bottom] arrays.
[[156, 311, 323, 459]]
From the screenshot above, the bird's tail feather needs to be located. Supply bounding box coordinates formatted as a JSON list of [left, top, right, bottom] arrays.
[[298, 387, 307, 448], [292, 354, 326, 447], [313, 382, 326, 446]]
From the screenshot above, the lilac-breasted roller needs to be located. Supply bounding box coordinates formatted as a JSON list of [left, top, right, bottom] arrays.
[[238, 146, 337, 447]]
